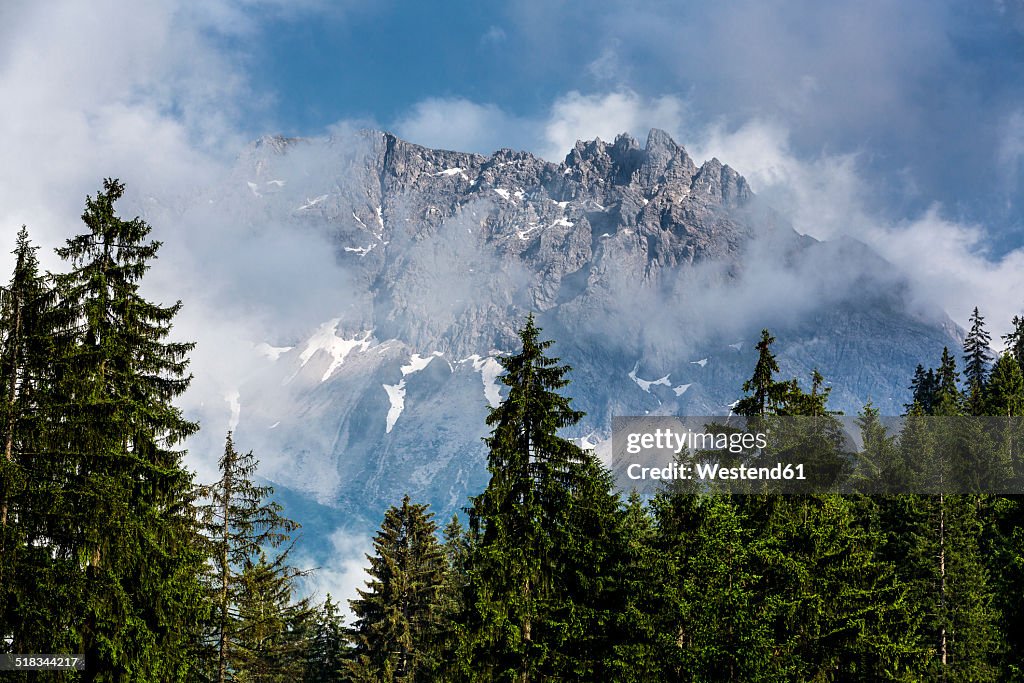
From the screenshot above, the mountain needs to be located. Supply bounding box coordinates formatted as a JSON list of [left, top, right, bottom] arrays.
[[160, 128, 959, 528]]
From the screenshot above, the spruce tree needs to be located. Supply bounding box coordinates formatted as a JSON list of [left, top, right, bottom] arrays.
[[304, 595, 351, 682], [198, 432, 305, 683], [985, 353, 1024, 417], [934, 347, 963, 416], [464, 313, 622, 681], [232, 551, 313, 682], [607, 492, 677, 682], [734, 329, 789, 417], [50, 179, 208, 679], [0, 227, 74, 655], [1003, 315, 1024, 371], [963, 307, 993, 415], [348, 495, 446, 682], [907, 364, 938, 415]]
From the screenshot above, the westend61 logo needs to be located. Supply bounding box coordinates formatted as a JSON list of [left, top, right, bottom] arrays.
[[611, 415, 1024, 495]]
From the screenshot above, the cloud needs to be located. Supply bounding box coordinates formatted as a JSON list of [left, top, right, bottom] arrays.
[[480, 25, 507, 46], [688, 118, 1024, 343], [391, 90, 686, 163], [297, 527, 372, 616], [392, 98, 534, 155], [540, 91, 685, 161]]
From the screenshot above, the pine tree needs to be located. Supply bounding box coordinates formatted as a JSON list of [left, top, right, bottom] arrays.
[[606, 492, 677, 682], [907, 364, 938, 415], [198, 432, 305, 683], [984, 353, 1024, 417], [853, 401, 909, 493], [49, 179, 208, 679], [934, 347, 963, 416], [464, 313, 622, 681], [0, 226, 75, 655], [232, 551, 313, 683], [963, 307, 993, 415], [435, 515, 472, 682], [734, 329, 790, 417], [348, 495, 446, 682], [1003, 315, 1024, 371], [304, 595, 351, 682]]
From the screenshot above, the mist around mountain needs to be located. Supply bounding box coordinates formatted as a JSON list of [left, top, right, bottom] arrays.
[[148, 128, 959, 530]]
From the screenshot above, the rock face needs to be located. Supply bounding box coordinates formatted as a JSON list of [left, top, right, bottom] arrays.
[[171, 128, 959, 526]]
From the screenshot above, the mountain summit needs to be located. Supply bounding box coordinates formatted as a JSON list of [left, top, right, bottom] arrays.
[[167, 128, 956, 523]]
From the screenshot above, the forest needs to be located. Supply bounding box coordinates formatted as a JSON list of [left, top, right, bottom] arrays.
[[2, 180, 1024, 681]]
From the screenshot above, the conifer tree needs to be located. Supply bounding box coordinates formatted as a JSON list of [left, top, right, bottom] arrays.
[[963, 307, 993, 415], [198, 432, 304, 683], [435, 515, 472, 682], [232, 551, 313, 682], [934, 347, 963, 415], [0, 227, 74, 655], [607, 492, 677, 682], [907, 364, 938, 415], [464, 314, 622, 681], [1003, 315, 1024, 371], [348, 495, 446, 682], [304, 595, 351, 682], [853, 402, 909, 493], [734, 329, 790, 417], [985, 353, 1024, 417], [50, 179, 208, 679]]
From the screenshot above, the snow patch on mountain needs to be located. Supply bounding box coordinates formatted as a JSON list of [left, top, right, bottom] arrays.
[[462, 355, 504, 407], [383, 381, 406, 433], [691, 358, 708, 367], [673, 383, 692, 396], [344, 244, 375, 257], [255, 342, 292, 361], [629, 362, 671, 393], [297, 195, 328, 211], [298, 320, 373, 382], [401, 352, 443, 376]]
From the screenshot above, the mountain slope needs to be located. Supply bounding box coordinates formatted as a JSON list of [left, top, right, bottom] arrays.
[[166, 128, 959, 525]]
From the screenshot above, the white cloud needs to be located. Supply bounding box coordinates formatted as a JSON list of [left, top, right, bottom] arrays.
[[690, 118, 1024, 342], [0, 1, 256, 273], [297, 527, 371, 616], [391, 90, 686, 163], [392, 98, 533, 155], [541, 90, 685, 161]]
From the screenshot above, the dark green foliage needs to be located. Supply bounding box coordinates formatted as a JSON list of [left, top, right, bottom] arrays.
[[853, 402, 912, 493], [734, 329, 790, 417], [907, 364, 938, 414], [934, 347, 963, 415], [304, 595, 351, 682], [964, 307, 993, 415], [348, 495, 446, 682], [231, 551, 314, 682], [0, 227, 61, 652], [198, 432, 306, 683], [985, 353, 1024, 417], [46, 179, 208, 680], [464, 314, 624, 681]]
